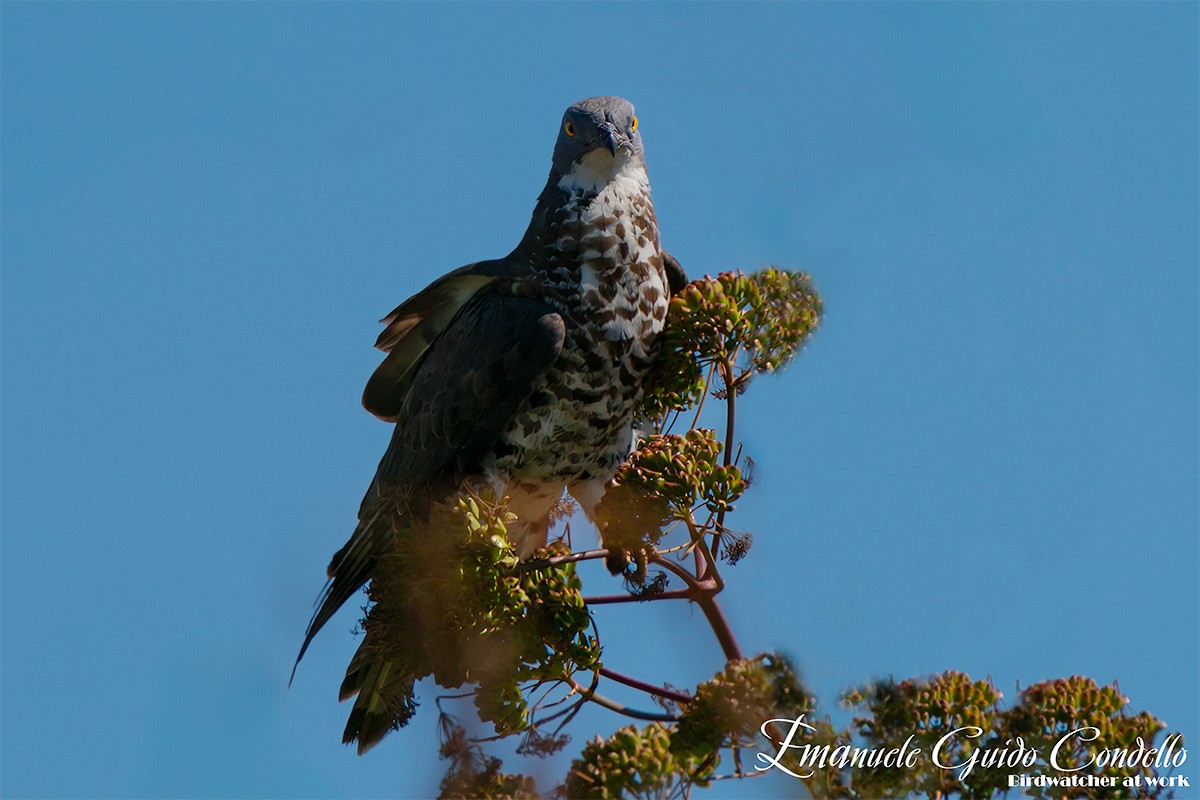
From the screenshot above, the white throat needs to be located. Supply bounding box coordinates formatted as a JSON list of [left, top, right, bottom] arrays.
[[558, 150, 647, 196]]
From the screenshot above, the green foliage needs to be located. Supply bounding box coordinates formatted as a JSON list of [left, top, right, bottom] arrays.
[[673, 654, 816, 760], [841, 672, 1001, 799], [979, 677, 1179, 800], [641, 267, 823, 418], [560, 670, 1185, 800], [594, 428, 746, 578], [830, 673, 1183, 800], [613, 429, 745, 519], [361, 490, 601, 738], [563, 723, 716, 800]]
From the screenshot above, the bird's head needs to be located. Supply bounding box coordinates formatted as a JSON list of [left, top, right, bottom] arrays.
[[551, 96, 644, 190]]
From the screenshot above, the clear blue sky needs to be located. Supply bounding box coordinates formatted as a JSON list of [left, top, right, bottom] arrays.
[[3, 3, 1196, 798]]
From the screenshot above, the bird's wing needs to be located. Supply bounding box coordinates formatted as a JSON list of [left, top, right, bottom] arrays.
[[293, 290, 565, 677], [372, 290, 566, 486], [363, 259, 524, 422]]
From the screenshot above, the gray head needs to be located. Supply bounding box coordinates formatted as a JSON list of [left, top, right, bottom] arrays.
[[550, 96, 643, 176]]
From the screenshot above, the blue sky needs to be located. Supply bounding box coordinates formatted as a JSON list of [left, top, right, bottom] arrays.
[[2, 3, 1196, 798]]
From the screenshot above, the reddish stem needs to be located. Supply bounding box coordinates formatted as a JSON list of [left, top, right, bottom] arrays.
[[599, 667, 693, 705], [696, 593, 743, 662], [650, 554, 743, 662]]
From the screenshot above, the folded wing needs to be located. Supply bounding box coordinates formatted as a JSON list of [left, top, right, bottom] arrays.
[[293, 288, 565, 678]]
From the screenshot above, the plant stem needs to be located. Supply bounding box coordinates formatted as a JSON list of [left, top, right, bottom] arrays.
[[520, 548, 611, 571], [650, 554, 743, 662], [567, 678, 679, 722], [599, 667, 693, 705], [715, 357, 737, 550], [720, 357, 737, 470], [688, 361, 718, 430], [696, 593, 743, 662], [583, 588, 692, 605]]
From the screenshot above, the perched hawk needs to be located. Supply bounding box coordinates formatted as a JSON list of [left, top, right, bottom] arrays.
[[295, 96, 686, 751]]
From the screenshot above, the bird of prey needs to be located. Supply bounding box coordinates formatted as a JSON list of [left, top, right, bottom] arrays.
[[295, 96, 687, 752]]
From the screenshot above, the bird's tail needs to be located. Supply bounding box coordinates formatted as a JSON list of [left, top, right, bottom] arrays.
[[291, 492, 405, 685], [338, 630, 417, 754]]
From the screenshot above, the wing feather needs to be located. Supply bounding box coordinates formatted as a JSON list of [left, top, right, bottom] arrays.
[[293, 290, 565, 681], [363, 259, 523, 421]]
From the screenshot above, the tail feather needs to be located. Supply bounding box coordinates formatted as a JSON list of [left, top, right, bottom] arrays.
[[338, 634, 417, 754], [291, 499, 398, 685], [291, 487, 431, 752]]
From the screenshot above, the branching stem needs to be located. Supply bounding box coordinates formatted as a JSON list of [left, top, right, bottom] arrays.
[[650, 554, 743, 662], [599, 667, 693, 705], [688, 361, 718, 430], [521, 548, 611, 571], [567, 677, 680, 722], [697, 593, 743, 662], [584, 588, 692, 605]]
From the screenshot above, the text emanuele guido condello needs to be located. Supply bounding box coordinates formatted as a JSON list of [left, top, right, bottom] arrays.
[[755, 715, 1190, 791]]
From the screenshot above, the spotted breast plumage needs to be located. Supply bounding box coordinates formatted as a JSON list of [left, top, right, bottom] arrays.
[[294, 96, 687, 753]]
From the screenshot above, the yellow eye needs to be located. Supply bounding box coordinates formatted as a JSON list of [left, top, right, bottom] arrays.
[[564, 122, 576, 137], [631, 116, 638, 131]]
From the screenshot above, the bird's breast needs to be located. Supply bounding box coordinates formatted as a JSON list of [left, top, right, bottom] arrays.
[[557, 163, 668, 354], [493, 169, 671, 483]]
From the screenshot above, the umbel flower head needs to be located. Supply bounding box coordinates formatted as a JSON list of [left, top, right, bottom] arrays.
[[641, 268, 823, 419]]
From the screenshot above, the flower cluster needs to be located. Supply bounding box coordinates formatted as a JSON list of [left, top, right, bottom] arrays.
[[641, 268, 823, 419], [614, 429, 745, 518], [984, 677, 1176, 800], [843, 672, 1001, 799], [673, 654, 815, 760], [837, 673, 1182, 800], [564, 722, 715, 799]]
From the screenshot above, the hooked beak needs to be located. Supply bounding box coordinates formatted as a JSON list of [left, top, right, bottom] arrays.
[[597, 123, 623, 157]]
